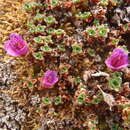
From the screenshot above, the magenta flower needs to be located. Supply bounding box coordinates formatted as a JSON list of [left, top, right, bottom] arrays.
[[4, 33, 29, 56], [105, 48, 128, 70], [41, 70, 59, 88]]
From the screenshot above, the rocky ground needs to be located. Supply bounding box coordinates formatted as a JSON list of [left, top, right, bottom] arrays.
[[0, 0, 29, 129], [0, 0, 130, 130]]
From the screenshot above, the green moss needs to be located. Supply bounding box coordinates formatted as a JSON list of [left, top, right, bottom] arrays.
[[58, 45, 65, 52], [43, 36, 53, 43], [43, 97, 51, 105], [24, 2, 43, 11], [60, 66, 68, 73], [91, 92, 103, 104], [86, 28, 96, 37], [55, 29, 65, 35], [76, 12, 92, 20], [34, 13, 44, 21], [111, 39, 119, 45], [54, 96, 62, 105], [28, 81, 33, 87], [72, 45, 82, 54], [87, 48, 95, 57], [47, 28, 55, 35], [50, 0, 59, 8], [98, 27, 109, 37], [109, 77, 122, 92], [100, 0, 109, 6], [44, 16, 56, 24], [74, 76, 82, 83], [33, 52, 44, 60], [123, 24, 129, 31], [34, 36, 43, 43], [112, 72, 122, 78], [40, 45, 52, 52], [73, 0, 81, 3], [77, 94, 86, 104], [93, 19, 100, 26], [24, 3, 35, 11], [36, 25, 46, 33]]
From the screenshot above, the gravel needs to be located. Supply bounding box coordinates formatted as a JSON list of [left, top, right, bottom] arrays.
[[0, 93, 26, 130], [0, 55, 26, 130], [30, 94, 41, 106], [0, 55, 16, 90]]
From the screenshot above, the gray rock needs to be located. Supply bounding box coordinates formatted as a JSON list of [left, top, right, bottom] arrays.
[[30, 94, 41, 106]]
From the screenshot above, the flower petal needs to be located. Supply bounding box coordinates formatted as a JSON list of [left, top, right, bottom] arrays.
[[4, 40, 20, 56], [10, 33, 23, 42], [41, 70, 59, 88], [4, 33, 29, 56], [105, 48, 128, 70]]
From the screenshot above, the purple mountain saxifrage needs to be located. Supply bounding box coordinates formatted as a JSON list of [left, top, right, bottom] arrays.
[[41, 70, 59, 88], [105, 48, 128, 70], [4, 33, 29, 56]]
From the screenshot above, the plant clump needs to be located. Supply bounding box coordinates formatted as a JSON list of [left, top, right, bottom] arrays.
[[2, 0, 130, 129]]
